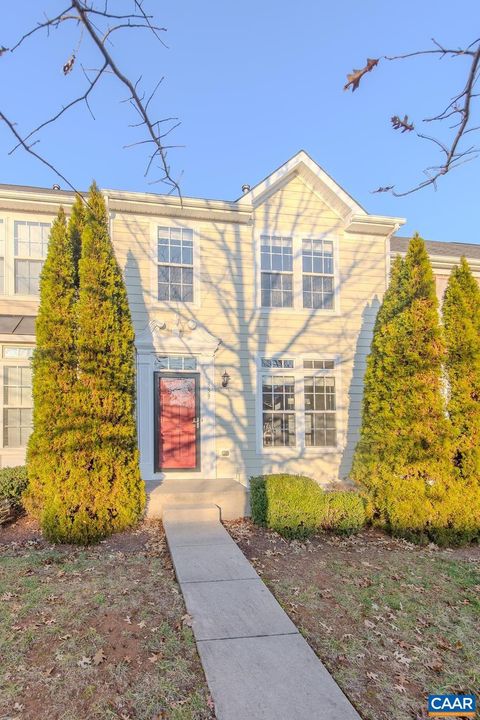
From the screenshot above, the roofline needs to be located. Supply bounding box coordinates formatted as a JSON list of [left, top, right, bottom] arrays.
[[0, 183, 246, 215]]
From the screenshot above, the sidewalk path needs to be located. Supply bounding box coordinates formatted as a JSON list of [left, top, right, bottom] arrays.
[[164, 506, 362, 720]]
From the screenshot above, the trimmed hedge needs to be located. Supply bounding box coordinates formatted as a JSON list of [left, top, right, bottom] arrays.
[[0, 465, 28, 524], [250, 474, 365, 539]]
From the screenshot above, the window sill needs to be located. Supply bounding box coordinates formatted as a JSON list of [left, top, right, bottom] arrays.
[[257, 307, 340, 317], [259, 445, 342, 455]]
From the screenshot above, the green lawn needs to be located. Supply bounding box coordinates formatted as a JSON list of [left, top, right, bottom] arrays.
[[0, 520, 214, 720], [228, 521, 480, 720]]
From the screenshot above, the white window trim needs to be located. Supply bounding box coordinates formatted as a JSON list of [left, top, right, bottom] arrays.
[[255, 352, 344, 455], [0, 213, 54, 300], [149, 220, 201, 309], [255, 231, 341, 315]]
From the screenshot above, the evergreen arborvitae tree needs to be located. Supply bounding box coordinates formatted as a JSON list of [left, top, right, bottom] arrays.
[[352, 234, 457, 543], [442, 258, 480, 536], [25, 208, 77, 518], [41, 183, 145, 543]]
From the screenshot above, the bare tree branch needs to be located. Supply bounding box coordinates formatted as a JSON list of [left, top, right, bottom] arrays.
[[1, 1, 180, 196], [345, 37, 480, 195]]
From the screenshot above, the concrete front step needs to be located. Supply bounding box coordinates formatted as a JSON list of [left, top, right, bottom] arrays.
[[145, 478, 249, 521]]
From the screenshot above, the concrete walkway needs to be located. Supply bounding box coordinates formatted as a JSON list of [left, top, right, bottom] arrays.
[[163, 506, 361, 720]]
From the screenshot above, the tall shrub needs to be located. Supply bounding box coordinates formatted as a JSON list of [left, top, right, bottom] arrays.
[[41, 184, 145, 543], [352, 235, 455, 542], [442, 258, 480, 538], [443, 257, 480, 475], [25, 208, 77, 516]]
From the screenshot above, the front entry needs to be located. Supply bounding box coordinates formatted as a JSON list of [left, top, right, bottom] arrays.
[[155, 373, 200, 472]]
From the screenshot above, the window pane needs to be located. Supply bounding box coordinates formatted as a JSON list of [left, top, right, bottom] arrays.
[[3, 346, 34, 359], [262, 375, 296, 446], [157, 226, 194, 303], [303, 375, 336, 447], [14, 259, 42, 295], [14, 221, 50, 258], [302, 237, 335, 310]]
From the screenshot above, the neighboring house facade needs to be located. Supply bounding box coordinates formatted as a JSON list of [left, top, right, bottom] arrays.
[[0, 152, 479, 513]]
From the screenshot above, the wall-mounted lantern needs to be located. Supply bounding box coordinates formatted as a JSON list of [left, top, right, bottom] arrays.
[[222, 370, 231, 388]]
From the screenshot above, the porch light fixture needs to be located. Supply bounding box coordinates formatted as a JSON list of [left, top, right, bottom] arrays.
[[222, 370, 230, 388]]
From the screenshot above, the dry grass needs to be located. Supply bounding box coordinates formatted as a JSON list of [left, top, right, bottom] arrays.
[[0, 518, 214, 720], [227, 521, 480, 720]]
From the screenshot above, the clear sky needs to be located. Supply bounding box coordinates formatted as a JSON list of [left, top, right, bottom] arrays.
[[1, 1, 479, 241]]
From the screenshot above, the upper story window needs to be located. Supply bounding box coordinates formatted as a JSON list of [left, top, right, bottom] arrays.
[[302, 239, 334, 309], [260, 235, 293, 308], [157, 226, 194, 302], [11, 221, 50, 296]]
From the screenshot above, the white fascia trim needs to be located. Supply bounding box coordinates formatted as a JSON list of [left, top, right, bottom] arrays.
[[237, 151, 366, 215], [345, 214, 406, 236]]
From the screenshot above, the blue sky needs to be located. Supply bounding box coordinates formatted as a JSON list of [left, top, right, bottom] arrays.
[[1, 1, 479, 241]]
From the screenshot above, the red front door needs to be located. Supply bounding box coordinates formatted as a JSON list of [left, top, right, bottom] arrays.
[[157, 374, 199, 471]]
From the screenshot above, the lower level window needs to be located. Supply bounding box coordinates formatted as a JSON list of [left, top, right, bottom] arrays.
[[304, 376, 336, 446], [259, 360, 338, 449], [3, 363, 33, 447], [262, 375, 296, 446]]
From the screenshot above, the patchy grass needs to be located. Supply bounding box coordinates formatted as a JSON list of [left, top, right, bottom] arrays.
[[227, 521, 480, 720], [0, 518, 214, 720]]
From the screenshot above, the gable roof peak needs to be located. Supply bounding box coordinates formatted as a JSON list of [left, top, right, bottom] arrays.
[[236, 150, 366, 217]]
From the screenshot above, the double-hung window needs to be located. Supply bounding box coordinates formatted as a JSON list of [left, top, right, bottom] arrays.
[[2, 346, 34, 448], [0, 220, 4, 295], [304, 374, 337, 447], [262, 374, 296, 446], [259, 357, 338, 450], [302, 238, 334, 309], [157, 226, 194, 302], [14, 221, 50, 295], [260, 235, 293, 308]]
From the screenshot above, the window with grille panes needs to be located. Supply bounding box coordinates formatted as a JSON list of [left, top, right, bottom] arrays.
[[157, 226, 194, 302], [2, 353, 33, 448], [14, 221, 50, 295], [302, 238, 334, 309], [0, 220, 4, 295], [304, 375, 337, 447], [262, 375, 296, 446], [260, 235, 293, 308]]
